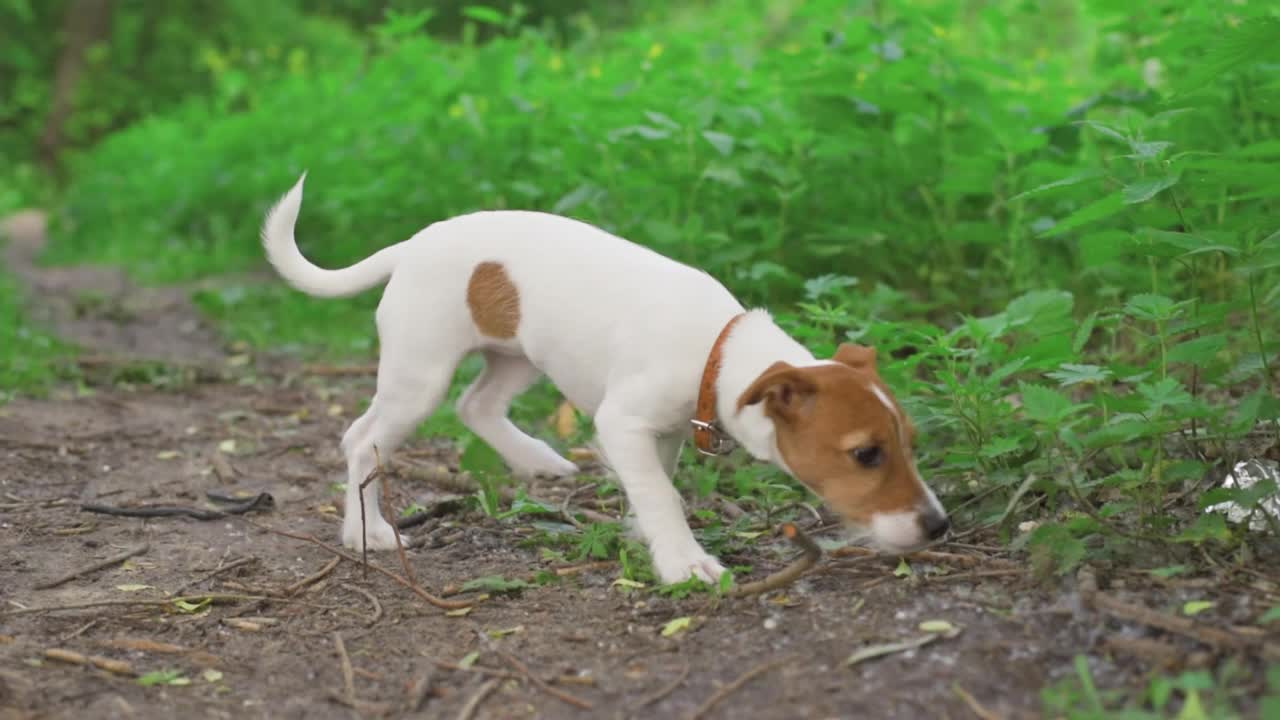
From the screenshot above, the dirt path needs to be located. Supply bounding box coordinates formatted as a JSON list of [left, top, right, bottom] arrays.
[[1, 213, 1276, 719]]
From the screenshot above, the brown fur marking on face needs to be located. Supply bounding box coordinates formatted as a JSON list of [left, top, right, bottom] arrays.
[[736, 344, 928, 524], [467, 261, 520, 339]]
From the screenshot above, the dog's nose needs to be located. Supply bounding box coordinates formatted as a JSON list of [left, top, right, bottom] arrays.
[[921, 512, 950, 541]]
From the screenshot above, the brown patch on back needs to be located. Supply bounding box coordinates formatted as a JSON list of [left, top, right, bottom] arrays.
[[736, 344, 928, 523], [467, 261, 520, 339]]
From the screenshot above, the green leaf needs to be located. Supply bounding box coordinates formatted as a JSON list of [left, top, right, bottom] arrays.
[[1019, 382, 1078, 424], [461, 6, 506, 25], [1124, 293, 1179, 322], [893, 558, 912, 577], [1028, 524, 1086, 575], [1123, 173, 1181, 204], [661, 616, 692, 637], [1148, 565, 1188, 578], [138, 669, 189, 687], [1039, 193, 1126, 238], [1167, 334, 1227, 365], [1046, 363, 1111, 387], [460, 575, 531, 595], [460, 437, 506, 478], [1175, 514, 1231, 545], [1138, 377, 1193, 413], [701, 130, 735, 156], [1258, 606, 1280, 625], [1182, 600, 1214, 616], [918, 619, 956, 633], [173, 598, 212, 614], [1005, 290, 1074, 326], [1072, 312, 1098, 353], [1008, 169, 1104, 202]]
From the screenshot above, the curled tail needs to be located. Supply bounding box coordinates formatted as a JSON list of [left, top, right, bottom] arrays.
[[261, 173, 400, 298]]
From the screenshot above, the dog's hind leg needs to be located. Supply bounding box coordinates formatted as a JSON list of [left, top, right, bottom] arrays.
[[340, 338, 464, 552], [457, 351, 579, 478]]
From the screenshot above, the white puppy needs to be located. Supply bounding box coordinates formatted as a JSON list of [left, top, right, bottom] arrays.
[[262, 175, 948, 584]]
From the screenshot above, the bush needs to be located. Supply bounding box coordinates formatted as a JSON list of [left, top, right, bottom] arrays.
[[49, 0, 1280, 565]]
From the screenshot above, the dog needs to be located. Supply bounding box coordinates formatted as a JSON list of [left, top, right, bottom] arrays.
[[261, 174, 948, 584]]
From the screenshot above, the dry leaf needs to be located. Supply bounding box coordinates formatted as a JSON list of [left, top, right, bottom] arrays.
[[552, 400, 578, 438]]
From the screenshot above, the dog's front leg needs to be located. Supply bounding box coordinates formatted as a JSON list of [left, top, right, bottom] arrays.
[[596, 405, 725, 585]]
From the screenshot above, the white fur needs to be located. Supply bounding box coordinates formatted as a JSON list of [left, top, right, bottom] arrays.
[[262, 174, 941, 583], [869, 511, 924, 551]]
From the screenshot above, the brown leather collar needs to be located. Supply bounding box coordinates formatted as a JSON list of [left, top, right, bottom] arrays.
[[691, 312, 747, 455]]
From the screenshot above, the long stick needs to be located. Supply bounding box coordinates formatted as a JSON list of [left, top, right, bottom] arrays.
[[34, 543, 150, 590]]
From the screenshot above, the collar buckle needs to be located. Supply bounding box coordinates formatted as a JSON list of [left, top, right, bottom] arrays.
[[690, 419, 736, 456]]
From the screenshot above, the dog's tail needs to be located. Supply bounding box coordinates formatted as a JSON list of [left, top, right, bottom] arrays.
[[261, 173, 400, 298]]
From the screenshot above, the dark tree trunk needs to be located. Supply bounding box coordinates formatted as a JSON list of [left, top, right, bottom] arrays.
[[38, 0, 115, 174]]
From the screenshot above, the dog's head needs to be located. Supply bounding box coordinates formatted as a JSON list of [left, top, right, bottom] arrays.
[[736, 343, 948, 551]]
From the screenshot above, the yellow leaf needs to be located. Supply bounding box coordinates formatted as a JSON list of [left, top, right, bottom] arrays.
[[446, 607, 472, 617], [327, 404, 344, 417], [116, 584, 152, 592], [218, 439, 237, 454], [661, 616, 691, 637], [919, 620, 956, 634], [156, 450, 181, 460], [552, 400, 578, 438], [202, 669, 223, 683]]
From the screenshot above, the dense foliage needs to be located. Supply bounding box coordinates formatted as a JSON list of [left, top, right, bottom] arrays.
[[2, 1, 1279, 714]]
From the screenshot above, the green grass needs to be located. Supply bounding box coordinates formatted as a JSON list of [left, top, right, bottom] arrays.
[[0, 270, 74, 402]]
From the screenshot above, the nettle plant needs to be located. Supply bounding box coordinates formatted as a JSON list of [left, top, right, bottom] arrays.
[[774, 100, 1280, 573]]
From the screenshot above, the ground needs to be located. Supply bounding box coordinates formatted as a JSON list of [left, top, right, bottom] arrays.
[[1, 212, 1276, 720]]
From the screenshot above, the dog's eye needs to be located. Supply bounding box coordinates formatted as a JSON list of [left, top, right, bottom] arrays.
[[851, 446, 883, 468]]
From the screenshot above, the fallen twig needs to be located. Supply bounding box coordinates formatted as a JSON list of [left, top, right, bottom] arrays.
[[378, 448, 420, 590], [433, 659, 520, 679], [559, 482, 598, 530], [334, 632, 357, 709], [830, 546, 1017, 569], [237, 517, 470, 610], [456, 678, 500, 720], [34, 543, 150, 590], [630, 658, 690, 711], [1088, 591, 1251, 650], [953, 684, 1004, 720], [304, 363, 378, 377], [925, 568, 1026, 584], [688, 658, 787, 720], [100, 638, 187, 654], [284, 557, 341, 596], [494, 647, 593, 710], [343, 582, 384, 626], [81, 492, 274, 521], [500, 648, 593, 710], [1, 592, 355, 617], [44, 648, 135, 676], [844, 633, 945, 667], [173, 556, 256, 596], [404, 665, 436, 714], [730, 524, 821, 597]]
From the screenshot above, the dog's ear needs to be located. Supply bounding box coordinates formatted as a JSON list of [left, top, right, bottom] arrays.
[[737, 362, 817, 423], [833, 343, 878, 374]]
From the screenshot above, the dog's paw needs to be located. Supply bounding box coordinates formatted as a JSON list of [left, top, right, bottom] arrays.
[[512, 445, 579, 479], [652, 545, 727, 586], [341, 516, 402, 551]]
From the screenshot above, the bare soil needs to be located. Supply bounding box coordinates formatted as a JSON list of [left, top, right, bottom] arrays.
[[2, 212, 1277, 720]]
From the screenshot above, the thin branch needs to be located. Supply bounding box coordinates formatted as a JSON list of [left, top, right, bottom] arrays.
[[34, 543, 149, 590]]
